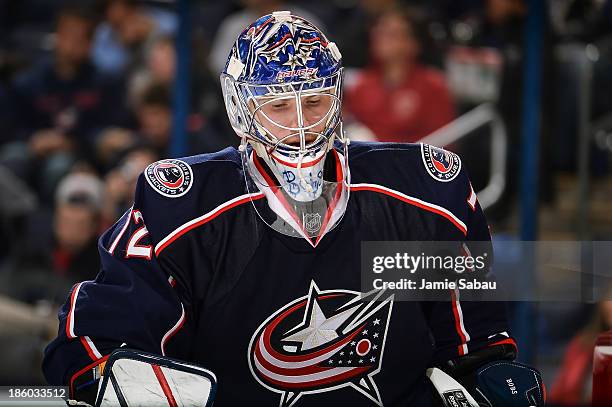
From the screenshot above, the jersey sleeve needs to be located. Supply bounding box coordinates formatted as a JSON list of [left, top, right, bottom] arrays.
[[42, 175, 195, 400], [423, 165, 517, 365]]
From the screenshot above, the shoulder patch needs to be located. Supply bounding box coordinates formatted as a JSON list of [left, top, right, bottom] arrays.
[[420, 143, 461, 182], [145, 159, 193, 198]]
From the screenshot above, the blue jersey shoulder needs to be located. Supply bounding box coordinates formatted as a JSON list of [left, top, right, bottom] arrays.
[[180, 146, 242, 167], [348, 141, 473, 225], [134, 147, 246, 246], [348, 141, 464, 185]]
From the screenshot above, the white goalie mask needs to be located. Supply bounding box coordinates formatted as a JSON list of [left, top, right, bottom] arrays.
[[220, 11, 350, 246]]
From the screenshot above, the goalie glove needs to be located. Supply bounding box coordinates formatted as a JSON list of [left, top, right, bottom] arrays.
[[430, 344, 545, 407], [469, 360, 545, 407], [95, 349, 217, 407]]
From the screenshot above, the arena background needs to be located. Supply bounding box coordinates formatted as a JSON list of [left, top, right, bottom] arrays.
[[0, 0, 611, 405]]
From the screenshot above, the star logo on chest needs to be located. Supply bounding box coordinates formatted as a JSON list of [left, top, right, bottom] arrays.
[[282, 295, 360, 351]]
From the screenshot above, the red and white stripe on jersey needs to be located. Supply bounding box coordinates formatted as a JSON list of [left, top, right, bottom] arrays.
[[108, 207, 133, 255], [154, 180, 465, 254], [154, 192, 265, 256], [467, 182, 477, 211], [80, 336, 103, 361], [161, 303, 186, 356], [450, 289, 471, 356], [65, 282, 83, 339], [350, 183, 467, 235], [66, 282, 103, 361]]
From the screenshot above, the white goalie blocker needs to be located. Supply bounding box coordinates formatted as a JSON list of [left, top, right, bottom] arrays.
[[93, 349, 217, 407], [427, 368, 479, 407]]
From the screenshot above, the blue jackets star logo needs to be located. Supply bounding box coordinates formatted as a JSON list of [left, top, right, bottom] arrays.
[[248, 281, 394, 406]]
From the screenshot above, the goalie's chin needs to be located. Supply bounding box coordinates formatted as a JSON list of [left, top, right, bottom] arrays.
[[281, 133, 319, 147]]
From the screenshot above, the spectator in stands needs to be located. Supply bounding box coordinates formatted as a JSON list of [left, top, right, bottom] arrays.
[[344, 7, 455, 142], [6, 4, 125, 202], [128, 35, 175, 106], [129, 32, 235, 150], [101, 145, 158, 226], [52, 173, 103, 281], [92, 0, 177, 75], [135, 82, 173, 156], [549, 299, 612, 405], [133, 81, 230, 159], [330, 0, 397, 68], [95, 127, 138, 173], [13, 172, 103, 290]]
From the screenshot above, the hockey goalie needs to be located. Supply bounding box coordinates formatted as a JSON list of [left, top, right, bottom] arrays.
[[43, 11, 544, 407]]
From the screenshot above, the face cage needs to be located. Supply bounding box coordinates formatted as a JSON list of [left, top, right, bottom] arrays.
[[225, 70, 345, 159]]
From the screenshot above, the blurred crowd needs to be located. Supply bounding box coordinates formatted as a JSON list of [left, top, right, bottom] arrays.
[[0, 0, 611, 400]]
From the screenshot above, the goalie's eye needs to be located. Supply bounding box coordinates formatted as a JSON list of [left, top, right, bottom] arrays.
[[270, 100, 290, 110], [305, 96, 321, 106]]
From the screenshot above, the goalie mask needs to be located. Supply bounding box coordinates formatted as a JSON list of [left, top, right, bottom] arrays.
[[221, 11, 350, 247]]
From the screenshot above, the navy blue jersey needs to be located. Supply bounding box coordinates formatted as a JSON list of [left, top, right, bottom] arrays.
[[43, 142, 515, 406]]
